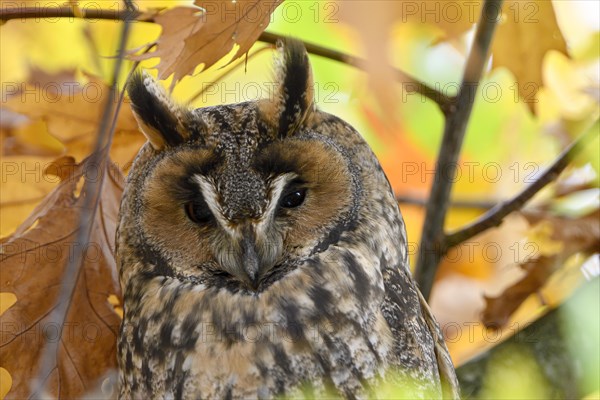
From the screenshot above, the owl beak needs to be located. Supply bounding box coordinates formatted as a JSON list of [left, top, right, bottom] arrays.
[[240, 230, 261, 290]]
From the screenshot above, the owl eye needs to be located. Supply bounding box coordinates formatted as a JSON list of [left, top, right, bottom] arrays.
[[185, 199, 212, 224], [279, 188, 307, 208]]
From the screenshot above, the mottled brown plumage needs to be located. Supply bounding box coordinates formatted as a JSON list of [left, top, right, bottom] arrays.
[[117, 39, 459, 399]]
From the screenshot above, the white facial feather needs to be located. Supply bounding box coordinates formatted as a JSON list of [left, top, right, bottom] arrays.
[[256, 173, 297, 235], [193, 174, 236, 236]]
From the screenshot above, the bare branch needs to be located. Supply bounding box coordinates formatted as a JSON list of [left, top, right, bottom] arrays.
[[0, 6, 453, 110], [396, 195, 498, 210], [258, 31, 453, 110], [29, 2, 135, 396], [0, 5, 151, 22], [414, 0, 505, 300], [445, 120, 600, 248]]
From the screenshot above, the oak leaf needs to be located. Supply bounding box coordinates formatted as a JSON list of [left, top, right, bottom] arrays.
[[418, 0, 568, 113], [133, 0, 282, 84], [350, 0, 568, 113], [492, 0, 567, 113], [0, 156, 124, 398]]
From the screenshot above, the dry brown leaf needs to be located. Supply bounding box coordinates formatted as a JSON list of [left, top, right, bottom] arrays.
[[482, 254, 563, 328], [0, 156, 124, 398], [28, 67, 78, 88], [135, 0, 282, 84], [133, 6, 204, 76], [481, 210, 600, 328], [523, 209, 600, 245], [1, 119, 64, 158]]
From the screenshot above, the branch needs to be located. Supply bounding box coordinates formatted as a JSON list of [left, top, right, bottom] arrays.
[[259, 32, 453, 110], [0, 6, 453, 110], [445, 120, 599, 248], [414, 0, 504, 300], [0, 5, 152, 22], [396, 195, 498, 210], [29, 2, 135, 396]]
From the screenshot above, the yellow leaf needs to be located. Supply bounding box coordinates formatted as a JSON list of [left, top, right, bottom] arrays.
[[543, 51, 598, 120], [0, 293, 17, 316], [0, 156, 58, 237], [492, 0, 567, 113], [0, 368, 12, 400], [525, 220, 564, 256]]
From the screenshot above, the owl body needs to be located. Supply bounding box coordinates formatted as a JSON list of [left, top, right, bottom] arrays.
[[117, 40, 458, 399]]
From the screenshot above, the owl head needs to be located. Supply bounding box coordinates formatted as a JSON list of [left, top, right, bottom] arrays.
[[119, 39, 395, 294]]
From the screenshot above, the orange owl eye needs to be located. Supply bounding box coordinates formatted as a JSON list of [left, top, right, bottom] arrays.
[[185, 200, 212, 224], [279, 188, 307, 208]]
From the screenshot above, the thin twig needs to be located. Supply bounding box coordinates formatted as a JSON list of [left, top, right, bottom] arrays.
[[259, 31, 453, 110], [0, 6, 453, 111], [0, 6, 150, 22], [445, 120, 600, 248], [414, 0, 504, 300], [29, 2, 135, 396], [396, 195, 498, 210]]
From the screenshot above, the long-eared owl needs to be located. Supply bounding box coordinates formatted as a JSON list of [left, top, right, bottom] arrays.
[[116, 39, 459, 399]]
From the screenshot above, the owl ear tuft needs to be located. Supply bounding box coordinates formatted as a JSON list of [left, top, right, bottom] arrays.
[[127, 71, 192, 150], [260, 39, 315, 138]]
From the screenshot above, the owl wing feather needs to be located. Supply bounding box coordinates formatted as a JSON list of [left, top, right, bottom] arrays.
[[381, 261, 460, 399], [417, 291, 461, 399]]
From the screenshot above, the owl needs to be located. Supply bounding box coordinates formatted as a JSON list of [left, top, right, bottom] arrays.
[[116, 39, 459, 399]]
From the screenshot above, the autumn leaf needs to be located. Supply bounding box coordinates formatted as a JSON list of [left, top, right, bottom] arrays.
[[481, 209, 600, 328], [418, 0, 568, 113], [133, 0, 282, 84], [3, 75, 143, 163], [492, 0, 567, 113], [348, 0, 567, 113], [0, 156, 124, 398], [1, 73, 145, 237]]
